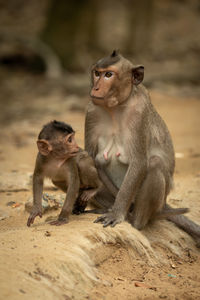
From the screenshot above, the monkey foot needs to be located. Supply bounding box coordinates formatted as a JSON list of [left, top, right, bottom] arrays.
[[72, 207, 85, 215], [80, 190, 96, 202], [94, 211, 124, 227], [49, 219, 68, 226]]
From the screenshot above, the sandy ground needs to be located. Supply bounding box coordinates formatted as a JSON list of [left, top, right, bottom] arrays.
[[0, 89, 200, 300]]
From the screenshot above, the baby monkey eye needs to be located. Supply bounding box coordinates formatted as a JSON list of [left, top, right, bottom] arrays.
[[105, 72, 113, 78], [94, 70, 100, 77], [68, 136, 72, 143]]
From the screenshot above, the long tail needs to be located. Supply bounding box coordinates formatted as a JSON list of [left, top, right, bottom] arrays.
[[156, 206, 189, 219], [166, 204, 200, 247]]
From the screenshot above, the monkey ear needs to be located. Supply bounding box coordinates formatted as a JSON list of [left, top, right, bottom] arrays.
[[132, 66, 144, 85], [111, 49, 120, 57], [37, 139, 52, 156]]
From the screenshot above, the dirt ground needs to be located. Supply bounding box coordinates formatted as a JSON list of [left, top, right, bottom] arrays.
[[0, 82, 200, 299]]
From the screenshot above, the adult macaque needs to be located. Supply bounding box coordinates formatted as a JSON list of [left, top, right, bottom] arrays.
[[85, 50, 200, 245], [27, 120, 102, 227]]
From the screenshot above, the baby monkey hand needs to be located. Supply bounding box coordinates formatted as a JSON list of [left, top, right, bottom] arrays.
[[27, 206, 42, 227], [49, 214, 69, 226]]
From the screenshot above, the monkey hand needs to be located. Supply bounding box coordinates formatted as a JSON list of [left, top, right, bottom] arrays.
[[94, 210, 125, 227], [49, 216, 69, 226], [27, 206, 42, 227]]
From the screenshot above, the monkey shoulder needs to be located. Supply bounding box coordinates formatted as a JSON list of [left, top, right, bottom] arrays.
[[132, 85, 151, 109], [125, 97, 148, 131]]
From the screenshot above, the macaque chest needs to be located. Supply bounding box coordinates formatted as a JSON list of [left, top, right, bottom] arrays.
[[43, 160, 68, 182], [96, 134, 128, 189]]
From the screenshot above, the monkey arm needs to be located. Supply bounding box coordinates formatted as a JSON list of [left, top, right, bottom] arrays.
[[27, 171, 43, 227], [113, 159, 147, 212], [94, 159, 146, 227]]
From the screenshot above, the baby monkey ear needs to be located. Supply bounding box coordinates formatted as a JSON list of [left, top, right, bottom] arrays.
[[132, 65, 144, 85], [37, 139, 52, 156]]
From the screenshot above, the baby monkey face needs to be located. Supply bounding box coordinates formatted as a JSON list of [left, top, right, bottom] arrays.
[[52, 133, 79, 159], [37, 132, 79, 160]]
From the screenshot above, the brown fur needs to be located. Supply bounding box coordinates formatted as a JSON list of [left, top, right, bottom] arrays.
[[27, 120, 102, 227], [85, 51, 200, 247]]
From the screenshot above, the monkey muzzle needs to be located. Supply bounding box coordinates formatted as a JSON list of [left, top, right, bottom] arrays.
[[90, 94, 105, 106]]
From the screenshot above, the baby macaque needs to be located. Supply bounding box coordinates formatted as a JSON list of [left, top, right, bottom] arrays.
[[27, 120, 102, 226]]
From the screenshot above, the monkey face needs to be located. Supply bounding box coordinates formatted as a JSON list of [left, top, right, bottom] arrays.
[[90, 66, 133, 108], [52, 133, 79, 159], [37, 133, 79, 160], [90, 53, 144, 108], [64, 133, 79, 157], [90, 68, 118, 106]]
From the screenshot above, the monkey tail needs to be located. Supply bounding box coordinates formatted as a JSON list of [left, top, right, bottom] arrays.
[[156, 207, 189, 219], [166, 204, 200, 247]]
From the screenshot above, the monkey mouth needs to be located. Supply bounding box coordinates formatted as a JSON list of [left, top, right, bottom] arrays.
[[90, 94, 104, 100], [71, 150, 79, 156]]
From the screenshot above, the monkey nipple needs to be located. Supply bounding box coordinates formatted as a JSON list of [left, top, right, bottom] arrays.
[[103, 151, 108, 160], [116, 152, 120, 157]]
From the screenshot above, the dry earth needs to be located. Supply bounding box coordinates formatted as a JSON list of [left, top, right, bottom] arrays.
[[0, 89, 200, 300]]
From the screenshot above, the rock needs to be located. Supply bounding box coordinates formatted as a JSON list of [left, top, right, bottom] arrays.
[[134, 281, 153, 289], [25, 193, 65, 213], [45, 231, 51, 237], [7, 201, 16, 206]]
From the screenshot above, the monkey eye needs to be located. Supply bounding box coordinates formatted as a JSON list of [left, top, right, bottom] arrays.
[[105, 72, 113, 78], [68, 136, 72, 143], [94, 70, 100, 77]]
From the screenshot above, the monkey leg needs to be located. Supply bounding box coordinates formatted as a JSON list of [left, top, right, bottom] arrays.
[[73, 186, 113, 215], [52, 180, 67, 193], [72, 187, 102, 215], [89, 187, 115, 214], [73, 199, 107, 214], [72, 197, 87, 214], [72, 189, 88, 215], [91, 185, 115, 210], [130, 156, 169, 230]]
